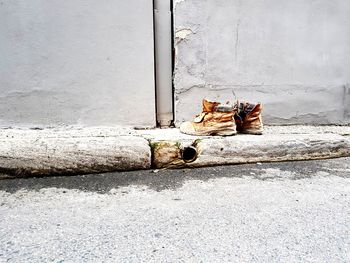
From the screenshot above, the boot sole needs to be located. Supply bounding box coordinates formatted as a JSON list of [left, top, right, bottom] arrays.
[[241, 128, 263, 135], [214, 130, 238, 136], [183, 128, 237, 136]]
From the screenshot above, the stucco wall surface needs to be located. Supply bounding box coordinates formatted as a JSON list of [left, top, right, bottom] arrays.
[[174, 0, 350, 125], [0, 0, 155, 127]]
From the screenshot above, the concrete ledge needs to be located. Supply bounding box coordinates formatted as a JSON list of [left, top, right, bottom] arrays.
[[0, 127, 151, 176], [139, 127, 350, 169], [0, 126, 349, 176]]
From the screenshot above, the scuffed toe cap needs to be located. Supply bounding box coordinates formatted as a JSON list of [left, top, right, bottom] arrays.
[[179, 121, 196, 135]]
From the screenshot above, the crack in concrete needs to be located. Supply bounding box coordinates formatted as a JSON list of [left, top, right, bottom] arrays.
[[175, 84, 350, 94], [174, 0, 186, 7], [175, 28, 195, 45], [235, 19, 240, 62], [343, 84, 350, 119]]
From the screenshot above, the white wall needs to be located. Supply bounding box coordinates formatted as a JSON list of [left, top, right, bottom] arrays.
[[0, 0, 155, 127], [2, 0, 349, 127], [174, 0, 350, 125]]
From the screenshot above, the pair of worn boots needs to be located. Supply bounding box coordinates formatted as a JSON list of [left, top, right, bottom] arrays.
[[180, 99, 263, 136]]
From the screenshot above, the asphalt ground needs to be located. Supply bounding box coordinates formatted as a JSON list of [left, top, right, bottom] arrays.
[[1, 158, 349, 262]]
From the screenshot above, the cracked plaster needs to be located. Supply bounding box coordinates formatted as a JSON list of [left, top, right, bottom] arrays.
[[173, 0, 350, 125]]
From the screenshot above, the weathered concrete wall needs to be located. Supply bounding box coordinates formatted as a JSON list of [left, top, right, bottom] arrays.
[[174, 0, 350, 125], [0, 0, 155, 127]]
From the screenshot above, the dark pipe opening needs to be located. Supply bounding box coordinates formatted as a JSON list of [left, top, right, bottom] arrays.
[[182, 146, 198, 163]]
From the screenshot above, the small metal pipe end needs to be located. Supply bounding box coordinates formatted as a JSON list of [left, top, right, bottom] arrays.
[[182, 146, 198, 163]]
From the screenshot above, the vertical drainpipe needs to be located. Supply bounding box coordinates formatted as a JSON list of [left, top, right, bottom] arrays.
[[154, 0, 174, 127]]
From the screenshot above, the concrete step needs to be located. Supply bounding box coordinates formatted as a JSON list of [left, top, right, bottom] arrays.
[[0, 126, 349, 177], [143, 131, 350, 169], [0, 127, 151, 177]]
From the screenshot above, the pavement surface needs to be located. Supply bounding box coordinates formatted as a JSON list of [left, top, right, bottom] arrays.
[[1, 158, 350, 262]]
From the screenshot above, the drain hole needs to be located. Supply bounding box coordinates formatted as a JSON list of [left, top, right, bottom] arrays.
[[182, 146, 198, 163]]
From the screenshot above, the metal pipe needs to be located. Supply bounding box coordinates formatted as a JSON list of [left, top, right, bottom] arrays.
[[182, 146, 198, 163], [153, 0, 173, 127]]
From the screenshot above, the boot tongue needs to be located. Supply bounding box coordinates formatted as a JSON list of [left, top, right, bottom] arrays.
[[202, 99, 220, 112], [238, 101, 257, 114]]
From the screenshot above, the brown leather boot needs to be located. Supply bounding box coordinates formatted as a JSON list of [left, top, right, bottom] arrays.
[[180, 99, 237, 136], [234, 101, 263, 135]]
